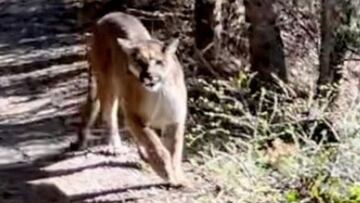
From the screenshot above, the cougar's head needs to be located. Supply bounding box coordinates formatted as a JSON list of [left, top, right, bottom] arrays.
[[117, 38, 179, 92]]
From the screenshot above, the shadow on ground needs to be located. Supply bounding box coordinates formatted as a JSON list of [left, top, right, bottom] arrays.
[[0, 150, 172, 203], [0, 0, 80, 53], [0, 0, 86, 149]]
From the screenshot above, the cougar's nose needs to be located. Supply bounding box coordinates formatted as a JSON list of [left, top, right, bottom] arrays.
[[140, 71, 150, 83]]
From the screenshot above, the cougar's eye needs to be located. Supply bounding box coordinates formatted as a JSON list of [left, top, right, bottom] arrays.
[[137, 59, 148, 70], [155, 60, 163, 66]]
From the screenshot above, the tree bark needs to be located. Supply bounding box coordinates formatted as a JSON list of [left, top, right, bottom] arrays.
[[318, 0, 342, 87], [325, 1, 360, 133], [244, 0, 287, 89], [330, 55, 360, 132], [317, 0, 359, 89], [194, 0, 223, 75]]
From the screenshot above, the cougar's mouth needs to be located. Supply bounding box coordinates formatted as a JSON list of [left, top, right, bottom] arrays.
[[140, 73, 162, 91], [128, 67, 162, 91]]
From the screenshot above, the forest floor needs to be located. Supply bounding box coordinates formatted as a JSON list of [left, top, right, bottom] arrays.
[[0, 0, 214, 202]]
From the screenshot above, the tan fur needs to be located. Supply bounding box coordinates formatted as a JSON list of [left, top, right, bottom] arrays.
[[74, 12, 188, 186]]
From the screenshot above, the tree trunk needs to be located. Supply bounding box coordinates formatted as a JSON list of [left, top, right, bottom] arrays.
[[318, 0, 344, 87], [324, 0, 360, 133], [194, 0, 223, 76], [244, 0, 287, 89], [330, 55, 360, 132]]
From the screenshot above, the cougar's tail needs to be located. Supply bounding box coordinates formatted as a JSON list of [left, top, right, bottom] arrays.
[[84, 32, 97, 102]]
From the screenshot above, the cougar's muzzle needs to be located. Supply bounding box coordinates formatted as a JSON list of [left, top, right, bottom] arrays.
[[140, 71, 162, 91]]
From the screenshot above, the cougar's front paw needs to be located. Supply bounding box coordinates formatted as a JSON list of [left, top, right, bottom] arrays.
[[177, 178, 195, 191], [97, 142, 128, 157], [170, 171, 195, 191], [98, 146, 122, 156], [170, 177, 192, 188]]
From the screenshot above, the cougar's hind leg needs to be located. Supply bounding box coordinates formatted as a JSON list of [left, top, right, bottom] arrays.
[[100, 84, 122, 155], [71, 72, 101, 151]]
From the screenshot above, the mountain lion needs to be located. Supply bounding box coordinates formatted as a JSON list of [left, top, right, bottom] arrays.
[[72, 12, 188, 186]]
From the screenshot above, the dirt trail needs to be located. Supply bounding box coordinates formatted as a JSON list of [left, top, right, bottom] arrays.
[[0, 1, 210, 202]]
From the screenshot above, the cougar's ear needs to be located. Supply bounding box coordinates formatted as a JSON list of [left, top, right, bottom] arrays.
[[164, 38, 179, 55], [117, 38, 136, 55]]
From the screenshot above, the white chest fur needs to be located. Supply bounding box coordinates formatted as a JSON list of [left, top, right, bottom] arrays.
[[142, 87, 186, 129]]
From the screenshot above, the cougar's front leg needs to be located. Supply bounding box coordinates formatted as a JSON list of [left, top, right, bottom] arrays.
[[162, 123, 187, 185], [126, 114, 177, 184]]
